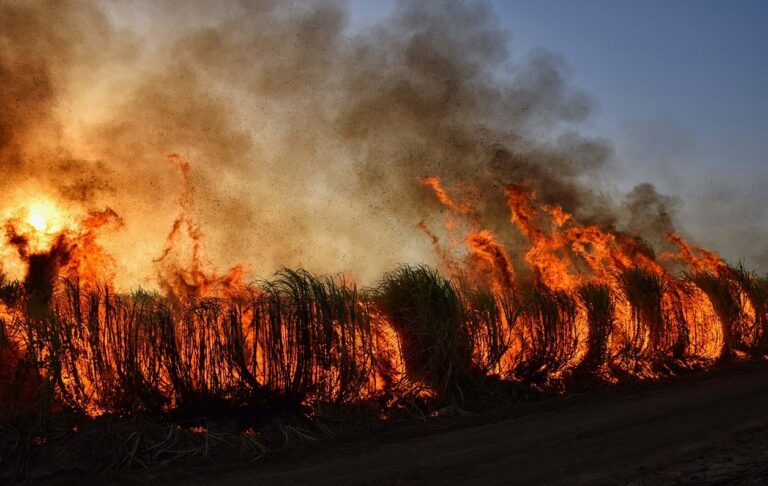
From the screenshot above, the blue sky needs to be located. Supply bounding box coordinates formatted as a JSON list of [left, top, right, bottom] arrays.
[[349, 0, 768, 264], [351, 0, 768, 182], [491, 1, 768, 180]]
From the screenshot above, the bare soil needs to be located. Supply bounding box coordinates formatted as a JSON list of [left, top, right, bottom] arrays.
[[39, 363, 768, 485], [192, 364, 768, 485]]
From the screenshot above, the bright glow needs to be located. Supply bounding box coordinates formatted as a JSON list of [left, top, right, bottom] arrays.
[[18, 198, 75, 255], [28, 210, 48, 231], [26, 200, 61, 233]]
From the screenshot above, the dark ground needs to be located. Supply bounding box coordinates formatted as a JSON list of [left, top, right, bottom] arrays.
[[37, 362, 768, 485]]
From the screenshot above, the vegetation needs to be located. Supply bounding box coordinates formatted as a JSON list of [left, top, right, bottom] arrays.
[[618, 267, 669, 361], [729, 263, 768, 358], [514, 284, 578, 382], [376, 265, 473, 401], [2, 263, 768, 480], [689, 271, 743, 361], [575, 283, 613, 376]]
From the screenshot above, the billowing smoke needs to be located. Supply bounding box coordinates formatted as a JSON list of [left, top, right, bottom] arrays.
[[0, 0, 731, 288]]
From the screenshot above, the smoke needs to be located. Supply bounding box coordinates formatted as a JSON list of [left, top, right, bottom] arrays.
[[0, 0, 725, 288], [682, 180, 768, 271]]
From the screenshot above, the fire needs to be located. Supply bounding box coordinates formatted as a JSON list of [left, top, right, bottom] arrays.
[[13, 198, 73, 251], [419, 174, 756, 380], [0, 1, 765, 459], [27, 198, 68, 232], [0, 159, 763, 422], [27, 207, 48, 232]]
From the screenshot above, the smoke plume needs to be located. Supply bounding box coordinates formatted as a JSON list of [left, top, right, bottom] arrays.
[[0, 0, 729, 288]]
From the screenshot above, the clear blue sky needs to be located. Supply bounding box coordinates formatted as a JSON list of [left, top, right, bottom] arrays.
[[491, 0, 768, 181], [349, 0, 768, 264]]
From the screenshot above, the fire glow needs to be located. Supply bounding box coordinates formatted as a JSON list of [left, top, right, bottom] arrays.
[[0, 0, 765, 438], [0, 159, 764, 420]]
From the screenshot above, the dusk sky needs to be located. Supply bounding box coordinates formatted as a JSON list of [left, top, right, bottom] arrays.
[[350, 0, 768, 267]]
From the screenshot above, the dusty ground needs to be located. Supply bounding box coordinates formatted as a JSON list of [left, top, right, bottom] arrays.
[[37, 363, 768, 485], [187, 364, 768, 485]]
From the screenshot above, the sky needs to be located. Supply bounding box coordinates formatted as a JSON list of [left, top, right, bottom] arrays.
[[350, 0, 768, 266]]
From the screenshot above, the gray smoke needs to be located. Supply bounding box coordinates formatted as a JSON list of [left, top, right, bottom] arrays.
[[0, 0, 715, 288]]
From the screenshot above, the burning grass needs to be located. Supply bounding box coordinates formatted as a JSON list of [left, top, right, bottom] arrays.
[[2, 257, 768, 480], [574, 283, 613, 378], [376, 265, 473, 401], [0, 265, 762, 405], [0, 1, 764, 480], [2, 172, 767, 481]]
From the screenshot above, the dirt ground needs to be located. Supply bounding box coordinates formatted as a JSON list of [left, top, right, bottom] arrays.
[[36, 363, 768, 485], [179, 364, 768, 485]]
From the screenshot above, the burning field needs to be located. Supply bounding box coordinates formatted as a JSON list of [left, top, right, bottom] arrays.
[[1, 0, 767, 481]]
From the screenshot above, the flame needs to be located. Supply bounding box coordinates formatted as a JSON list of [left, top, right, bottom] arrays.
[[27, 198, 69, 231], [419, 173, 749, 381], [420, 177, 472, 215], [0, 160, 760, 419], [17, 198, 73, 251], [28, 207, 49, 232]]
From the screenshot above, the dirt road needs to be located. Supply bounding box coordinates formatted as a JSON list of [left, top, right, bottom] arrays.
[[189, 365, 768, 485]]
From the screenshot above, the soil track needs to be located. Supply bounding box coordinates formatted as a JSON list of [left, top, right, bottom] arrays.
[[189, 364, 768, 485]]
